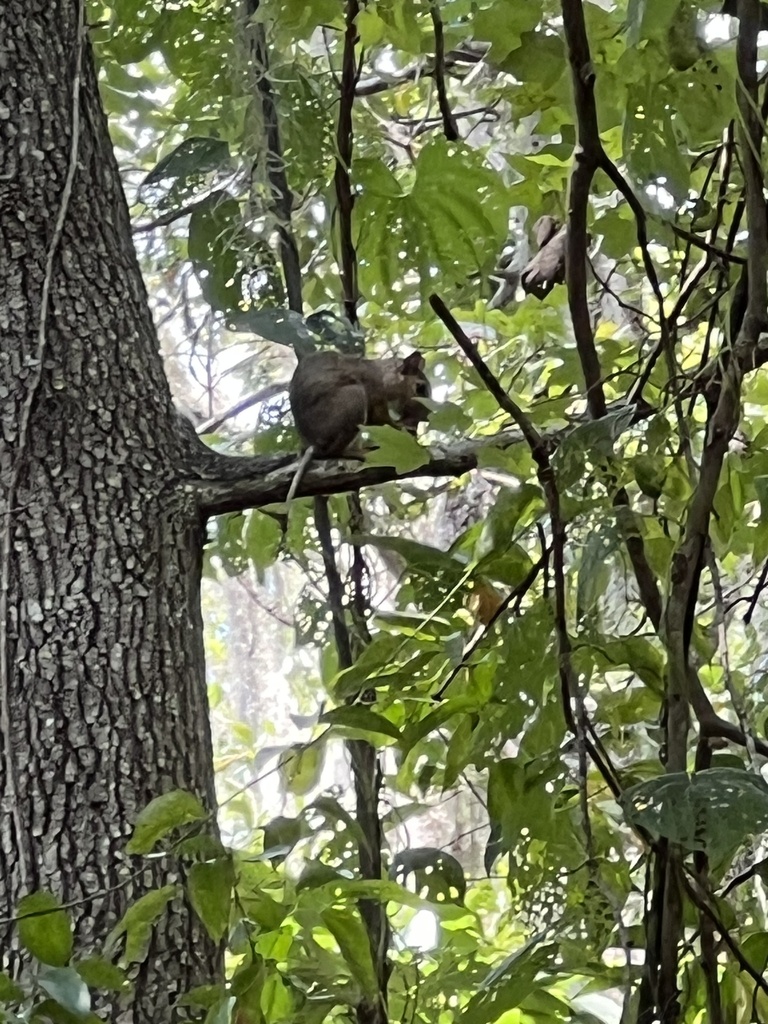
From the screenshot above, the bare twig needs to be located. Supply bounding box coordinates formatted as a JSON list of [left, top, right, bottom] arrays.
[[429, 1, 459, 141], [561, 0, 606, 419], [670, 223, 746, 265], [132, 195, 213, 235], [735, 0, 768, 343], [335, 0, 363, 324], [682, 868, 768, 1000], [743, 558, 768, 624], [354, 43, 488, 97], [241, 0, 303, 313], [197, 382, 287, 435], [432, 556, 545, 701]]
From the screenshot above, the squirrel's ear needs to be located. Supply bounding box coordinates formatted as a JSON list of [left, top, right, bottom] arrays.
[[400, 351, 426, 374]]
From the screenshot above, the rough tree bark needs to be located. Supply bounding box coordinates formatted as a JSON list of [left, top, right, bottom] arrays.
[[0, 1, 227, 1017]]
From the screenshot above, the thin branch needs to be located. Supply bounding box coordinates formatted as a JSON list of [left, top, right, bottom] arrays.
[[197, 382, 287, 435], [334, 0, 363, 323], [743, 558, 768, 624], [707, 549, 759, 767], [428, 295, 545, 457], [669, 136, 733, 324], [670, 223, 746, 265], [133, 195, 212, 235], [561, 0, 606, 418], [432, 556, 545, 701], [242, 0, 303, 313], [354, 43, 488, 97], [429, 292, 622, 800], [429, 1, 459, 141], [681, 868, 768, 1000], [736, 0, 768, 342]]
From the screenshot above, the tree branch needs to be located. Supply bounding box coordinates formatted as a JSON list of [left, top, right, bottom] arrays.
[[735, 0, 768, 342], [191, 431, 515, 516], [561, 0, 606, 418], [241, 0, 304, 313], [429, 1, 459, 141], [335, 0, 362, 324], [354, 44, 488, 97]]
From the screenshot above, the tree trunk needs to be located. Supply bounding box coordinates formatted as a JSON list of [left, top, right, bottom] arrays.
[[0, 0, 221, 1015]]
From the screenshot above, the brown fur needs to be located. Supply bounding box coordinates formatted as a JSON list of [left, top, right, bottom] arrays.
[[289, 350, 430, 457]]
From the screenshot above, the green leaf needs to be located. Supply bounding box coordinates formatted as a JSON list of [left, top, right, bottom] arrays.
[[473, 0, 543, 61], [755, 475, 768, 520], [463, 937, 557, 1024], [295, 862, 346, 892], [278, 742, 325, 796], [272, 0, 341, 37], [355, 139, 508, 302], [561, 405, 635, 460], [742, 932, 768, 974], [261, 814, 308, 863], [331, 632, 409, 699], [621, 769, 768, 860], [0, 972, 24, 1004], [355, 534, 467, 577], [176, 984, 228, 1011], [245, 511, 282, 576], [319, 705, 402, 742], [230, 960, 266, 1020], [261, 973, 295, 1022], [224, 307, 319, 351], [401, 695, 483, 753], [321, 908, 378, 999], [576, 528, 616, 616], [203, 997, 235, 1024], [140, 137, 231, 199], [626, 0, 683, 43], [364, 425, 431, 472], [126, 790, 207, 854], [390, 848, 466, 904], [17, 892, 73, 967], [187, 194, 283, 314], [31, 1000, 100, 1024], [633, 454, 667, 499], [188, 858, 235, 942], [105, 886, 178, 963], [74, 958, 128, 993]]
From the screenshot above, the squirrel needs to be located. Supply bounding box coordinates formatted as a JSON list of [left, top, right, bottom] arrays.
[[286, 349, 430, 503]]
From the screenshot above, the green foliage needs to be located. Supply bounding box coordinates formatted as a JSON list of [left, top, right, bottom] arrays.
[[17, 893, 73, 968], [189, 858, 236, 942], [622, 769, 768, 861], [105, 886, 179, 963], [126, 789, 208, 854]]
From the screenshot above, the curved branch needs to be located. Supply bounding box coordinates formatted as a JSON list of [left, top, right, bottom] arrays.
[[561, 0, 606, 418], [334, 0, 362, 323], [241, 0, 303, 313]]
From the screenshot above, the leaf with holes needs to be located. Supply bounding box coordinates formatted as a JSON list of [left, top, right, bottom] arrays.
[[390, 847, 466, 905], [621, 769, 768, 860]]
